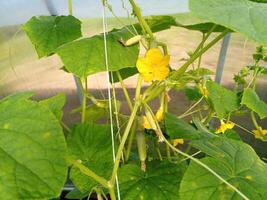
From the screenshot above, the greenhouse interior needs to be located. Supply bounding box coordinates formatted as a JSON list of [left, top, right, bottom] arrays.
[[0, 0, 267, 199]]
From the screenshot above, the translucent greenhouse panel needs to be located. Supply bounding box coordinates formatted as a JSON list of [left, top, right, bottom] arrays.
[[0, 0, 189, 97]]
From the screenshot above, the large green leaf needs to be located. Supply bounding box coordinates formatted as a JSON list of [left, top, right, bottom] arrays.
[[189, 0, 267, 44], [241, 88, 267, 119], [0, 93, 68, 199], [23, 15, 82, 58], [206, 81, 240, 119], [67, 123, 114, 193], [57, 28, 139, 78], [179, 138, 267, 200], [119, 161, 187, 200]]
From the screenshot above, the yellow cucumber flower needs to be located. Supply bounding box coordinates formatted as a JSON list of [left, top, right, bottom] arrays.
[[136, 48, 170, 82], [252, 127, 267, 139], [156, 107, 164, 122], [215, 120, 234, 134], [173, 139, 184, 147], [142, 116, 151, 129]]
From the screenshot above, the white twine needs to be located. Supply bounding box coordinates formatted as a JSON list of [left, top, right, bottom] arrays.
[[102, 3, 121, 200]]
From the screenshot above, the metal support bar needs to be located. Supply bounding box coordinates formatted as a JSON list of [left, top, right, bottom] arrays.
[[214, 33, 231, 83], [44, 0, 79, 193], [210, 33, 231, 128]]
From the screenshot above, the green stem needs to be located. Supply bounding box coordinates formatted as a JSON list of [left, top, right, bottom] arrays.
[[144, 30, 228, 103], [157, 41, 168, 55], [166, 144, 171, 161], [128, 0, 154, 38], [250, 111, 259, 129], [61, 122, 71, 133], [203, 109, 214, 125], [156, 145, 163, 161], [252, 67, 259, 90], [180, 97, 204, 118], [171, 30, 228, 80], [125, 75, 143, 161], [110, 75, 143, 183], [197, 33, 205, 70], [178, 108, 203, 119], [116, 71, 133, 111], [69, 159, 109, 188], [231, 121, 255, 136], [105, 1, 136, 36], [81, 78, 88, 123], [125, 121, 137, 161], [110, 102, 140, 183], [96, 188, 104, 200], [68, 0, 73, 15], [108, 186, 117, 200], [135, 75, 143, 100], [86, 92, 99, 106]]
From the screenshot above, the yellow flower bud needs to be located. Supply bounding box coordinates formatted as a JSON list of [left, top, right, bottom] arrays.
[[215, 120, 234, 134], [142, 116, 151, 129], [172, 139, 184, 147], [252, 126, 267, 139], [156, 107, 164, 122]]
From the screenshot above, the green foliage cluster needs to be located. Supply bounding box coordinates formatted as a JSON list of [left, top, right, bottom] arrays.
[[1, 0, 267, 199]]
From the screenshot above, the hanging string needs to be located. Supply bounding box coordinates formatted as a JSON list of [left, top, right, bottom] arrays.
[[102, 2, 121, 199]]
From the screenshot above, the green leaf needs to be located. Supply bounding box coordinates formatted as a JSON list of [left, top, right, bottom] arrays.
[[176, 22, 230, 33], [86, 100, 121, 123], [241, 88, 267, 119], [223, 129, 242, 141], [180, 137, 267, 200], [0, 93, 68, 199], [165, 113, 202, 140], [189, 0, 267, 44], [39, 93, 66, 121], [85, 104, 107, 123], [67, 123, 114, 193], [145, 15, 177, 33], [119, 161, 187, 200], [206, 81, 240, 119], [131, 15, 177, 34], [137, 15, 228, 34], [65, 188, 88, 199], [23, 15, 82, 58], [109, 67, 138, 83], [184, 86, 202, 101], [0, 92, 35, 102], [57, 28, 139, 78]]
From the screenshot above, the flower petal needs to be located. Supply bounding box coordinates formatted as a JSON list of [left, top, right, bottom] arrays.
[[146, 48, 164, 64], [160, 55, 170, 67], [173, 139, 184, 147], [154, 67, 170, 81]]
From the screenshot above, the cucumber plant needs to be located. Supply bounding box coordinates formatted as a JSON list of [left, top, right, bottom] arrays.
[[1, 0, 267, 199]]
